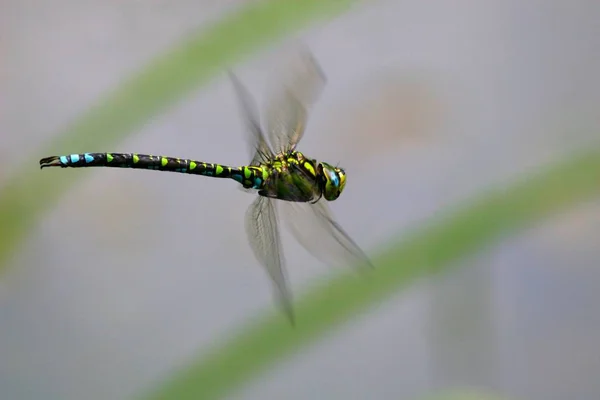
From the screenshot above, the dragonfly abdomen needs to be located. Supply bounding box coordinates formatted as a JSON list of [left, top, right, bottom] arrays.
[[39, 152, 268, 189]]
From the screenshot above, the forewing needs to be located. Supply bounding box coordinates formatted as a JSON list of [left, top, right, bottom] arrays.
[[228, 71, 273, 166], [245, 196, 295, 323], [264, 46, 327, 154], [280, 200, 373, 272]]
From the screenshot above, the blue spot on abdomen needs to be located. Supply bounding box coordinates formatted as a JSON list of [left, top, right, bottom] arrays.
[[84, 153, 94, 163], [253, 177, 262, 189], [232, 174, 243, 183], [60, 156, 68, 165], [70, 154, 80, 163]]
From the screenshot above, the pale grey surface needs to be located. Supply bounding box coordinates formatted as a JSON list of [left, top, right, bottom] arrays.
[[1, 0, 600, 399]]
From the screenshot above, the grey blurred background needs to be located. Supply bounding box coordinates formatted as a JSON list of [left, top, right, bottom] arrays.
[[1, 0, 599, 399]]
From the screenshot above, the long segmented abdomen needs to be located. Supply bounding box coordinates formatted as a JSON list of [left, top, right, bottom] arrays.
[[39, 152, 269, 189]]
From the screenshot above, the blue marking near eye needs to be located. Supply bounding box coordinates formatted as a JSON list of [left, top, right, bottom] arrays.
[[60, 156, 68, 165], [329, 171, 339, 187], [253, 177, 262, 188], [232, 174, 243, 183], [70, 154, 80, 163], [84, 153, 94, 163]]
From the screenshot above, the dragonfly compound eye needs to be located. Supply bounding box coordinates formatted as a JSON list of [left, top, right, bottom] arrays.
[[319, 162, 345, 201]]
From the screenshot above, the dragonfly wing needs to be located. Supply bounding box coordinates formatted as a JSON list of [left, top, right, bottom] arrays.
[[264, 46, 327, 154], [280, 199, 373, 272], [245, 196, 295, 323], [228, 71, 273, 166]]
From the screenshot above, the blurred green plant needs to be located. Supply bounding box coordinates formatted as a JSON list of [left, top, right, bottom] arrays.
[[142, 147, 600, 400], [0, 0, 357, 274]]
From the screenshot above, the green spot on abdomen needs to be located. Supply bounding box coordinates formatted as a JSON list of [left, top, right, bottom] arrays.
[[133, 154, 140, 164], [216, 165, 224, 175], [161, 157, 168, 167], [244, 167, 251, 179], [190, 161, 197, 170], [107, 153, 114, 163]]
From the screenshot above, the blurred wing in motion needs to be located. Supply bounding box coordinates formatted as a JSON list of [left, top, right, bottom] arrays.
[[264, 46, 327, 154], [280, 199, 373, 273], [245, 195, 295, 324], [228, 71, 274, 166]]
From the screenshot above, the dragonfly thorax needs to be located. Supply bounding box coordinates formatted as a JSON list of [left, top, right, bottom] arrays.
[[281, 151, 346, 201]]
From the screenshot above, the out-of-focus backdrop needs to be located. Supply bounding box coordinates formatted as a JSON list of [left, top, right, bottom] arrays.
[[2, 0, 599, 399]]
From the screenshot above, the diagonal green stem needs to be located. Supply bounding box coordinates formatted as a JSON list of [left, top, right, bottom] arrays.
[[142, 146, 600, 400], [0, 0, 357, 274]]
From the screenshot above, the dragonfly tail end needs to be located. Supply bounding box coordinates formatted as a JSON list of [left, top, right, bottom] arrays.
[[39, 156, 63, 169]]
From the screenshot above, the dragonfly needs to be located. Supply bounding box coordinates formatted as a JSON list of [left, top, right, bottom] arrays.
[[39, 48, 372, 324]]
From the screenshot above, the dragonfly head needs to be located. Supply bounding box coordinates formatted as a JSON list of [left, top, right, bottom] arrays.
[[318, 162, 347, 201]]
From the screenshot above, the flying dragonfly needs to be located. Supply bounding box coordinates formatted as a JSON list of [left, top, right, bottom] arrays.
[[39, 47, 372, 324]]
